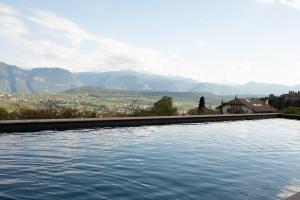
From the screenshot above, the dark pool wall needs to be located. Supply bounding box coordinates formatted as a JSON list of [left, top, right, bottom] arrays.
[[0, 113, 285, 133]]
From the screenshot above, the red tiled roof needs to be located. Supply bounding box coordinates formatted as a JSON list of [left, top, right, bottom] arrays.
[[217, 98, 276, 113]]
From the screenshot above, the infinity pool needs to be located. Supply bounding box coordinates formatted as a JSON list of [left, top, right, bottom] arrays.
[[0, 119, 300, 200]]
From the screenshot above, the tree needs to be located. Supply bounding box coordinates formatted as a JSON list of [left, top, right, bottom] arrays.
[[151, 96, 178, 116], [198, 96, 205, 113], [267, 94, 285, 110]]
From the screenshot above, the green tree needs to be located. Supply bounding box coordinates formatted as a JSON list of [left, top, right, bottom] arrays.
[[151, 96, 178, 116], [198, 96, 205, 113], [267, 94, 284, 110]]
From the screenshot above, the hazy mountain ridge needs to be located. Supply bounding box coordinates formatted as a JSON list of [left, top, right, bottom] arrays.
[[0, 62, 299, 95], [75, 71, 198, 92], [0, 62, 81, 93], [75, 71, 300, 95]]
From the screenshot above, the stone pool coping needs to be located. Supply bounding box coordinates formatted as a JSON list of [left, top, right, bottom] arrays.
[[0, 113, 299, 133], [287, 192, 300, 200]]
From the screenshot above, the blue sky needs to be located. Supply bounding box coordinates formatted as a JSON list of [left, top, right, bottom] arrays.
[[0, 0, 300, 85]]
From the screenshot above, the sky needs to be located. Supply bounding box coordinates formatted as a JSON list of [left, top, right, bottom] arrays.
[[0, 0, 300, 85]]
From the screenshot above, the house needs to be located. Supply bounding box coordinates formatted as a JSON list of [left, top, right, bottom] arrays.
[[216, 97, 276, 114]]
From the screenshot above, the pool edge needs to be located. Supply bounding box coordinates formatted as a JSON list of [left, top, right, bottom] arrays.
[[1, 113, 298, 133]]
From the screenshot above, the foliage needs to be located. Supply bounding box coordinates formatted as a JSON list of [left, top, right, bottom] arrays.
[[0, 107, 9, 120], [284, 99, 300, 107], [282, 107, 300, 115], [8, 102, 99, 120], [260, 94, 300, 111], [100, 110, 130, 118], [131, 96, 178, 116], [131, 108, 153, 117], [198, 96, 205, 113], [187, 107, 218, 115], [264, 94, 285, 110], [151, 96, 178, 116], [188, 96, 217, 115]]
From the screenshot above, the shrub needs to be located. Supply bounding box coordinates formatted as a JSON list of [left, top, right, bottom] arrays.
[[0, 107, 9, 120], [100, 110, 129, 118], [10, 103, 100, 120], [79, 110, 98, 118], [131, 96, 178, 116], [187, 108, 199, 115], [151, 96, 178, 116], [131, 108, 153, 117], [187, 107, 218, 115], [283, 107, 300, 115], [12, 105, 58, 119]]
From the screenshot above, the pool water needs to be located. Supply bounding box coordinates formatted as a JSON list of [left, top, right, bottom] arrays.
[[0, 119, 300, 200]]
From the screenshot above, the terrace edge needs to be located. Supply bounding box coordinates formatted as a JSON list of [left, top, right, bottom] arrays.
[[1, 113, 298, 133]]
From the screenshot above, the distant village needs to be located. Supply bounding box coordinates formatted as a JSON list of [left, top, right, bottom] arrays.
[[0, 93, 150, 114], [1, 91, 300, 116]]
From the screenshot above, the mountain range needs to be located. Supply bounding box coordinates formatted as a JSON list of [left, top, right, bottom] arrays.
[[0, 61, 299, 95]]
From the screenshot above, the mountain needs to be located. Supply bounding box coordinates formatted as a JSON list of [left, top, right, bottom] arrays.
[[191, 82, 238, 95], [0, 61, 299, 95], [75, 71, 198, 92], [76, 71, 300, 95], [0, 63, 30, 93], [0, 62, 81, 93], [238, 82, 294, 95]]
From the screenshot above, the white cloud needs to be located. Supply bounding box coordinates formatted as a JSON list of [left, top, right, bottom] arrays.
[[0, 3, 18, 15], [27, 10, 94, 45], [280, 0, 300, 10], [0, 3, 171, 73], [256, 0, 275, 3], [0, 15, 28, 42], [257, 0, 300, 10]]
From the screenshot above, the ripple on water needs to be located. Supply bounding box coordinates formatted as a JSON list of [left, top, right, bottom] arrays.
[[0, 119, 300, 200], [277, 179, 300, 199]]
